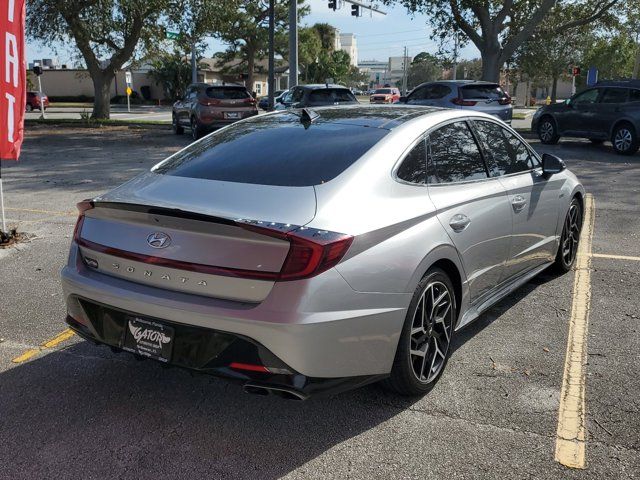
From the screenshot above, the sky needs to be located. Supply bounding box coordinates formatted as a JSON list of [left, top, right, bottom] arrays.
[[26, 0, 480, 66]]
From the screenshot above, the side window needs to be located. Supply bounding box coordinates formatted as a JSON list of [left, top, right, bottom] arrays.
[[600, 88, 628, 103], [397, 138, 426, 184], [572, 89, 599, 105], [291, 88, 304, 103], [631, 89, 640, 102], [430, 85, 451, 99], [472, 121, 534, 176], [408, 86, 427, 101], [427, 122, 488, 184]]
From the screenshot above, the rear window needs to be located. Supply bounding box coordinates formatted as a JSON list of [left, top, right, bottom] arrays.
[[308, 89, 356, 104], [375, 89, 393, 94], [461, 84, 505, 100], [205, 87, 250, 100], [154, 115, 388, 186]]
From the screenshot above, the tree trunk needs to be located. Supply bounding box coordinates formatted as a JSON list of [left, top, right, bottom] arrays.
[[551, 76, 559, 103], [633, 45, 640, 79], [91, 71, 115, 119], [247, 52, 255, 97], [480, 49, 501, 83]]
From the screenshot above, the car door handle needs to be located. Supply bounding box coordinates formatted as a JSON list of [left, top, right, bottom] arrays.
[[512, 194, 527, 212], [449, 214, 471, 232]]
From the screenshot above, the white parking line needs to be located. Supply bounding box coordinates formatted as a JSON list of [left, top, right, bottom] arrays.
[[554, 193, 595, 469]]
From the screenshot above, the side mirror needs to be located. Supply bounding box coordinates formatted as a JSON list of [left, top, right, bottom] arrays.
[[542, 153, 566, 176], [564, 98, 572, 107], [398, 96, 408, 103]]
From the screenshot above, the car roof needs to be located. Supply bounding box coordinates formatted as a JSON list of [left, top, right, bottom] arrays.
[[258, 104, 444, 129], [296, 84, 350, 90], [595, 79, 640, 88]]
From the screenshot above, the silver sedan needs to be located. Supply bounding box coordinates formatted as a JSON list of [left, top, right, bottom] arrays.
[[61, 105, 584, 399]]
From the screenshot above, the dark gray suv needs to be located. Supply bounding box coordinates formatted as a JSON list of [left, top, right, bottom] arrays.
[[532, 80, 640, 155], [274, 84, 358, 110]]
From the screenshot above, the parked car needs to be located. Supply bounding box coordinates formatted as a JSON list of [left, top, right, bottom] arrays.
[[26, 91, 49, 111], [399, 80, 513, 124], [370, 87, 401, 104], [257, 90, 286, 111], [172, 83, 258, 140], [274, 84, 358, 110], [532, 80, 640, 155], [62, 105, 584, 399]]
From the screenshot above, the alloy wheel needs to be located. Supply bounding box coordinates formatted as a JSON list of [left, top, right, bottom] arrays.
[[614, 128, 633, 153], [539, 121, 554, 142], [409, 280, 454, 383], [561, 202, 582, 266]]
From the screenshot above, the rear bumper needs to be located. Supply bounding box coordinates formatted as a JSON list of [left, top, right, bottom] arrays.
[[61, 243, 408, 379], [197, 110, 258, 128], [65, 300, 384, 398]]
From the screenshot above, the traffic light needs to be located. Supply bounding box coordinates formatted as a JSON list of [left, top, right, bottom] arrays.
[[351, 4, 359, 16], [328, 0, 336, 10], [32, 65, 43, 76], [572, 66, 581, 77]]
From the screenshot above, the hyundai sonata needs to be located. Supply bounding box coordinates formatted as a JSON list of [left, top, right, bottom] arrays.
[[61, 105, 584, 399]]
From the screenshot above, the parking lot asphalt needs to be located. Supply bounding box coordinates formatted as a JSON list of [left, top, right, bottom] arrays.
[[0, 125, 638, 479]]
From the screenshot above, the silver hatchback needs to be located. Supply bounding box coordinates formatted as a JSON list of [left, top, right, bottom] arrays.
[[400, 80, 513, 124], [61, 106, 583, 399]]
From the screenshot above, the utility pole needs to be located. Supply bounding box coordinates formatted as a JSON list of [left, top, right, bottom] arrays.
[[451, 32, 459, 81], [268, 0, 275, 109], [191, 37, 197, 84], [288, 0, 298, 88], [401, 46, 408, 95]]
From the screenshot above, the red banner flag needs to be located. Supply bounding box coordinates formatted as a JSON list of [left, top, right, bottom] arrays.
[[1, 0, 26, 161]]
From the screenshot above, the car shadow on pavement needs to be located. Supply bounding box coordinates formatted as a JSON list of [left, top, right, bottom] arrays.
[[0, 340, 422, 479]]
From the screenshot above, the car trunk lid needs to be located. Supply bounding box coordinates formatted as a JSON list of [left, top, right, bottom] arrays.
[[76, 173, 317, 302]]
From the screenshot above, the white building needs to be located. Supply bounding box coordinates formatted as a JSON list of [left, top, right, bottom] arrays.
[[339, 33, 358, 67]]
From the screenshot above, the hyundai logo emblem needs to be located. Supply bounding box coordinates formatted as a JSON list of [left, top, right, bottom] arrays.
[[147, 232, 171, 249]]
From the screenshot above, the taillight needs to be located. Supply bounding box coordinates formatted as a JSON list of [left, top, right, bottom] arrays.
[[499, 95, 511, 105], [73, 199, 94, 242], [244, 97, 257, 105], [240, 222, 353, 281], [451, 97, 477, 106]]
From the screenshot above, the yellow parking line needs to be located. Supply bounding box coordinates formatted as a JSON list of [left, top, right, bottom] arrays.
[[555, 193, 595, 469], [4, 207, 76, 217], [591, 253, 640, 262], [11, 329, 76, 364]]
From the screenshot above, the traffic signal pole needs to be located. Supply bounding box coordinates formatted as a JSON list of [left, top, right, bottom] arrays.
[[268, 0, 275, 109], [288, 0, 298, 88]]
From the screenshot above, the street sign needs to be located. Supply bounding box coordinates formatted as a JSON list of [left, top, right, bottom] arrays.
[[572, 66, 581, 77], [125, 71, 132, 86], [587, 67, 598, 87], [126, 87, 132, 96], [166, 31, 180, 40]]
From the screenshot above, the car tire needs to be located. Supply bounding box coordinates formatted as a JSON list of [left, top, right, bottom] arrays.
[[553, 197, 583, 273], [538, 116, 560, 144], [191, 117, 204, 140], [589, 138, 604, 144], [383, 268, 456, 396], [172, 114, 184, 135], [611, 123, 639, 156]]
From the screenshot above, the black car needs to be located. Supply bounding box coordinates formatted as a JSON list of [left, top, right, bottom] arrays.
[[274, 84, 358, 110], [532, 80, 640, 155]]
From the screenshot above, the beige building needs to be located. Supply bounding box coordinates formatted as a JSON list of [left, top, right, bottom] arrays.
[[26, 68, 164, 100]]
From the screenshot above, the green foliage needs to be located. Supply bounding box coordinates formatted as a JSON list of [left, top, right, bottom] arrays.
[[214, 0, 307, 90], [582, 35, 637, 80], [148, 51, 194, 101], [385, 0, 620, 82], [407, 52, 441, 88]]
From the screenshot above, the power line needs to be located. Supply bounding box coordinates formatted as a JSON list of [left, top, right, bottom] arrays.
[[356, 28, 428, 38]]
